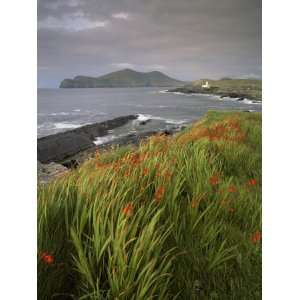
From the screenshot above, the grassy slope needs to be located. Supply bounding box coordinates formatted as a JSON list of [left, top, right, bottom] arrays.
[[38, 111, 262, 299], [172, 79, 262, 101], [195, 79, 262, 100]]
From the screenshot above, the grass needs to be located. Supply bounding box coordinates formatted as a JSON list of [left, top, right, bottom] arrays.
[[171, 79, 262, 101], [38, 111, 262, 299], [192, 79, 262, 101]]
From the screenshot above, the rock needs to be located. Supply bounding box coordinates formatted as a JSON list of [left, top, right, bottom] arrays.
[[139, 119, 151, 125], [162, 130, 172, 135], [37, 161, 69, 184], [128, 132, 137, 137], [61, 159, 79, 169], [37, 115, 137, 163]]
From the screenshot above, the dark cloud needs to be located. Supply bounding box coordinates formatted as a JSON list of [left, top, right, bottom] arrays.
[[38, 0, 261, 87]]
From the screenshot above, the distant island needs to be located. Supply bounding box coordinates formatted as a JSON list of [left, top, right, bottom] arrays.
[[59, 69, 186, 88]]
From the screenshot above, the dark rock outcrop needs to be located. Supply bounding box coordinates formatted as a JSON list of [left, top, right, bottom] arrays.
[[38, 115, 137, 163], [37, 161, 69, 184]]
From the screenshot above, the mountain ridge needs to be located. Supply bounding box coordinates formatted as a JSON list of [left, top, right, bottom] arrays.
[[60, 69, 186, 88]]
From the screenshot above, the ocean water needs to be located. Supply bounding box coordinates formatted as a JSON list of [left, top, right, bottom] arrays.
[[38, 87, 262, 142]]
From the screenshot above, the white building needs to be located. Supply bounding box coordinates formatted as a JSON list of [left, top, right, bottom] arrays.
[[201, 81, 210, 89]]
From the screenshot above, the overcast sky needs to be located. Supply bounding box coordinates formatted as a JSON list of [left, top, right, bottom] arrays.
[[38, 0, 261, 88]]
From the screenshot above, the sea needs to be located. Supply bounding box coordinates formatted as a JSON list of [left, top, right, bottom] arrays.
[[38, 87, 262, 144]]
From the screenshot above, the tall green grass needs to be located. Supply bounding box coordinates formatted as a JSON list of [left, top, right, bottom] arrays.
[[38, 111, 262, 299]]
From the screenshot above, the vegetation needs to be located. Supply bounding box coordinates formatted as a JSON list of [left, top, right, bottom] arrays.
[[38, 111, 262, 299], [170, 79, 262, 101], [59, 69, 186, 88]]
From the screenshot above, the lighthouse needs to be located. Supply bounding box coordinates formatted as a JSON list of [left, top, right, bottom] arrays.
[[201, 81, 210, 89]]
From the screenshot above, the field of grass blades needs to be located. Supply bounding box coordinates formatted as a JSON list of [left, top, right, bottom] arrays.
[[38, 111, 262, 299]]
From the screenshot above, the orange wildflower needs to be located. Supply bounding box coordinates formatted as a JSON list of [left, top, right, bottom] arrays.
[[219, 198, 228, 207], [209, 175, 219, 186], [123, 202, 134, 217], [41, 252, 54, 265], [154, 186, 165, 202], [228, 207, 236, 213], [95, 148, 100, 159], [191, 199, 198, 208], [251, 231, 262, 244], [130, 153, 140, 165], [143, 168, 149, 176], [228, 185, 237, 193], [164, 170, 172, 181], [247, 179, 257, 186]]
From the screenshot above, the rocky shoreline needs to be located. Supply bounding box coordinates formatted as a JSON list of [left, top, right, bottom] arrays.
[[38, 115, 137, 164], [38, 115, 186, 184], [167, 86, 262, 102]]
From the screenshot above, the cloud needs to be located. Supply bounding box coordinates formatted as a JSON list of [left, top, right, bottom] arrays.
[[44, 0, 81, 10], [112, 12, 130, 20], [111, 63, 167, 71], [236, 73, 262, 79], [147, 65, 167, 71], [38, 14, 108, 32], [111, 63, 135, 69], [38, 0, 261, 87]]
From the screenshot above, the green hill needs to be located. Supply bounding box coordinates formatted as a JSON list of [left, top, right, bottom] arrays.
[[169, 78, 262, 101], [59, 69, 186, 88]]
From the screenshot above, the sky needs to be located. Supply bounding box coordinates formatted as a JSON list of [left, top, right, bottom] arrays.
[[38, 0, 261, 88]]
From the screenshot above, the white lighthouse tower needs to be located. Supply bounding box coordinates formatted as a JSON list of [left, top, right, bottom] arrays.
[[201, 81, 210, 89]]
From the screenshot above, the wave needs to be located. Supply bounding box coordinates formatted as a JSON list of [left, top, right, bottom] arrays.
[[163, 118, 188, 125], [50, 112, 70, 116], [136, 113, 188, 125], [93, 135, 118, 145], [136, 114, 152, 122], [218, 96, 261, 105], [53, 123, 83, 129], [241, 99, 261, 105]]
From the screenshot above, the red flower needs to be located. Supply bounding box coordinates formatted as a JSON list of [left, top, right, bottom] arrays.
[[164, 170, 172, 181], [41, 252, 54, 265], [143, 168, 149, 176], [251, 231, 262, 244], [191, 199, 198, 208], [123, 202, 134, 217], [209, 175, 219, 186], [154, 186, 165, 202], [95, 148, 100, 159], [247, 179, 257, 186], [228, 185, 237, 193]]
